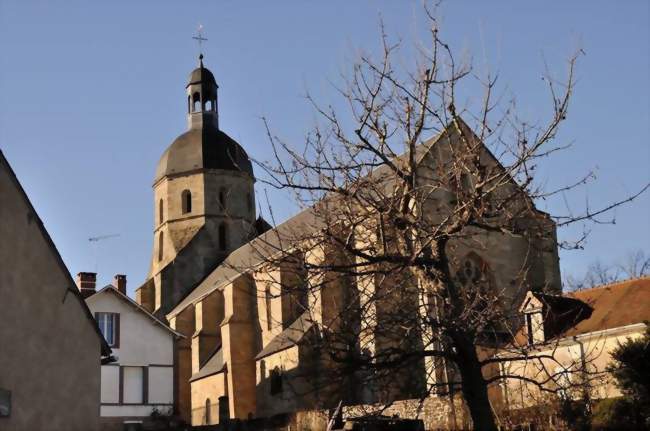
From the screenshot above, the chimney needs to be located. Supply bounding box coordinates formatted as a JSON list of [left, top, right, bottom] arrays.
[[113, 274, 127, 295], [76, 272, 97, 299]]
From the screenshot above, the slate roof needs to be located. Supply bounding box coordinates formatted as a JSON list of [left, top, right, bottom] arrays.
[[167, 206, 319, 319], [188, 64, 217, 87], [154, 126, 254, 182], [255, 311, 317, 360], [189, 347, 225, 382], [88, 285, 183, 338]]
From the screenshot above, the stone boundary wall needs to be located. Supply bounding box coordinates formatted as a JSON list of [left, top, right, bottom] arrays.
[[341, 396, 469, 431]]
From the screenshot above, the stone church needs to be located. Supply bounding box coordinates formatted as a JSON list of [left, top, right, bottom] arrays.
[[135, 55, 562, 427]]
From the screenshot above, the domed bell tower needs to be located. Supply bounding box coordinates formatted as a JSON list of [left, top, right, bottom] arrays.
[[138, 54, 256, 318]]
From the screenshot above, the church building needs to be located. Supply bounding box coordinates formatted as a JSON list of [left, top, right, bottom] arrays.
[[135, 55, 562, 427]]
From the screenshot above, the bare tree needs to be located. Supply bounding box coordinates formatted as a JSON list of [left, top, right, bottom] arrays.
[[564, 249, 649, 290], [618, 250, 650, 279], [238, 5, 648, 430]]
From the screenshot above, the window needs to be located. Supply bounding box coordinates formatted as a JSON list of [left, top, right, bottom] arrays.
[[526, 313, 534, 345], [192, 92, 201, 112], [158, 231, 164, 261], [182, 189, 192, 214], [205, 100, 213, 111], [96, 312, 119, 347], [219, 188, 226, 210], [219, 223, 227, 251], [265, 285, 272, 330], [122, 366, 144, 404], [159, 198, 164, 224], [0, 388, 10, 417], [205, 398, 211, 424], [270, 367, 283, 395]]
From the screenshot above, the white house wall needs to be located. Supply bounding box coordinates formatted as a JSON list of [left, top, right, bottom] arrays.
[[86, 290, 176, 418], [86, 292, 174, 365]]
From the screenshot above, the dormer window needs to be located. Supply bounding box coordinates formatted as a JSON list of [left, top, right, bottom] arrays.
[[526, 313, 535, 345], [521, 292, 545, 345]]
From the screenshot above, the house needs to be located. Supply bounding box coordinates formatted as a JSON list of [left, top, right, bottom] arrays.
[[0, 150, 111, 430], [500, 276, 650, 410], [81, 273, 182, 430]]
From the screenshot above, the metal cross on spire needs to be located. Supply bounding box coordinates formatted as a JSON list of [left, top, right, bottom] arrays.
[[192, 24, 208, 56]]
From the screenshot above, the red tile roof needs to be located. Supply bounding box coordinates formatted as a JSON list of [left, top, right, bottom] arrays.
[[564, 276, 650, 336]]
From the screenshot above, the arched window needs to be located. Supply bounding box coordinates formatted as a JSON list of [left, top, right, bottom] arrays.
[[187, 95, 191, 114], [158, 232, 164, 262], [270, 367, 283, 395], [219, 188, 227, 210], [265, 285, 272, 331], [182, 190, 192, 214], [158, 198, 164, 224], [205, 100, 213, 111], [205, 398, 211, 424], [455, 252, 494, 313], [192, 92, 201, 112], [218, 223, 227, 251]]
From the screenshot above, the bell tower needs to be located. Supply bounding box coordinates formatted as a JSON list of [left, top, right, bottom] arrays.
[[136, 54, 256, 318], [187, 54, 219, 130]]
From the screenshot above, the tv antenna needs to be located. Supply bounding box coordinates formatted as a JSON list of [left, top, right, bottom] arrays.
[[89, 234, 120, 242]]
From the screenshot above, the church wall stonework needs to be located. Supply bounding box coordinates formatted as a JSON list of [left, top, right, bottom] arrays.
[[190, 372, 227, 425], [169, 306, 195, 423]]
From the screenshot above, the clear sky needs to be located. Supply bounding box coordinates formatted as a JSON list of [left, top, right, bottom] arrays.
[[1, 1, 648, 295]]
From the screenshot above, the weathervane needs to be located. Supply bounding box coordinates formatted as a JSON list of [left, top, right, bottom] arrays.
[[192, 24, 208, 56]]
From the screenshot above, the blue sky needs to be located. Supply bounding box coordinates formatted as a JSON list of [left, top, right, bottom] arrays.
[[1, 1, 648, 295]]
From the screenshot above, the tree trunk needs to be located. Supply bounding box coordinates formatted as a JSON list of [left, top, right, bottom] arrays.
[[453, 335, 498, 431]]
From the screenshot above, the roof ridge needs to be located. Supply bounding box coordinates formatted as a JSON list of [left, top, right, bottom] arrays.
[[570, 275, 650, 294]]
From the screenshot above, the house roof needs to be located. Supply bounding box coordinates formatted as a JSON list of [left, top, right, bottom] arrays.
[[517, 277, 650, 346], [88, 285, 183, 338], [189, 346, 225, 382], [0, 150, 111, 357], [563, 276, 650, 337], [255, 311, 317, 360]]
